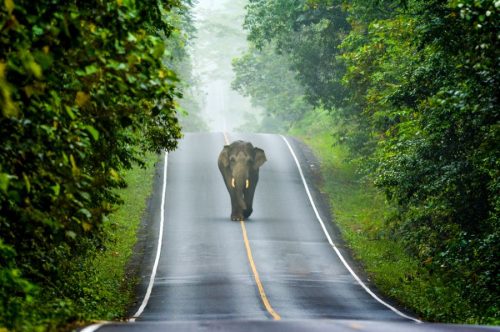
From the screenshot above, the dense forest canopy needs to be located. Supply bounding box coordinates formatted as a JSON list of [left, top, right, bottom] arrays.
[[235, 0, 499, 323], [0, 0, 187, 329]]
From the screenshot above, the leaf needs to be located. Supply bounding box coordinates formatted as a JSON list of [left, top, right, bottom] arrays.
[[66, 231, 77, 239], [109, 168, 120, 181], [2, 98, 19, 117], [75, 91, 90, 107], [84, 64, 98, 75], [51, 183, 60, 196], [22, 173, 30, 193], [82, 222, 92, 232], [78, 208, 92, 219], [62, 152, 69, 165], [84, 125, 99, 141], [127, 32, 137, 42], [0, 61, 5, 79], [69, 154, 79, 176], [34, 49, 54, 70], [1, 63, 19, 117], [4, 0, 14, 14], [32, 25, 43, 37], [0, 172, 10, 192], [65, 106, 76, 120], [27, 60, 42, 78], [23, 85, 35, 98]]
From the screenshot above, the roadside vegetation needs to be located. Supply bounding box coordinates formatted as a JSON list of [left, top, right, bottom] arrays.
[[77, 152, 158, 324], [289, 109, 487, 323], [233, 0, 499, 324], [54, 151, 158, 331], [0, 1, 195, 330]]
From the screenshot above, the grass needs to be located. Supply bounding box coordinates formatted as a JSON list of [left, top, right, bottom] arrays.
[[289, 109, 483, 323], [74, 152, 159, 326]]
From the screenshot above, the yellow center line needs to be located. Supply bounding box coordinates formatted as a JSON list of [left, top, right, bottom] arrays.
[[223, 132, 230, 145], [240, 220, 281, 320], [223, 132, 281, 321]]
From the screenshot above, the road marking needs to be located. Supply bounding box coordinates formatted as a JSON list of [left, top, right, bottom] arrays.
[[240, 220, 281, 320], [81, 153, 169, 330], [129, 151, 169, 322], [79, 322, 107, 332], [280, 135, 422, 323], [223, 132, 281, 321]]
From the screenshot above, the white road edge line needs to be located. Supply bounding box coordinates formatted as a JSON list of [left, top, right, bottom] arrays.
[[81, 153, 168, 331], [129, 151, 169, 322], [80, 323, 107, 332], [79, 152, 168, 331], [280, 135, 422, 324]]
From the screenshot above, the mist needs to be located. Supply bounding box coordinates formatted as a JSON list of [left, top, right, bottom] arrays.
[[187, 0, 261, 132]]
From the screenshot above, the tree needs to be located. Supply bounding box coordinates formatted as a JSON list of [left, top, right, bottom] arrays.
[[238, 0, 500, 322], [0, 0, 184, 328], [244, 0, 350, 109], [232, 44, 312, 131], [373, 0, 499, 320]]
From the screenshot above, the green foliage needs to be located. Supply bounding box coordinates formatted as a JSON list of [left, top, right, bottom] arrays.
[[0, 0, 184, 329], [370, 0, 499, 321], [72, 152, 159, 323], [238, 0, 499, 323], [290, 110, 487, 323], [340, 14, 418, 156], [244, 0, 350, 108]]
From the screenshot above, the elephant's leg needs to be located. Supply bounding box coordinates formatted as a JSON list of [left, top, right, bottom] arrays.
[[243, 183, 257, 219], [243, 206, 253, 219]]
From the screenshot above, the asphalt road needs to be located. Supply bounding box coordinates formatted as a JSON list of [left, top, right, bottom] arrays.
[[82, 133, 499, 332]]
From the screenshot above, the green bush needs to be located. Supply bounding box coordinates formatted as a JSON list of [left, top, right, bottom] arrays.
[[0, 0, 183, 329]]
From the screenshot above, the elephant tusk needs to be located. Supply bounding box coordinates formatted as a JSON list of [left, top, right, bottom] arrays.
[[231, 178, 235, 188], [246, 179, 250, 189]]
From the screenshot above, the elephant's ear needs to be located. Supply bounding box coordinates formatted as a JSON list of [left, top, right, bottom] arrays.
[[253, 147, 267, 169], [219, 145, 230, 168]]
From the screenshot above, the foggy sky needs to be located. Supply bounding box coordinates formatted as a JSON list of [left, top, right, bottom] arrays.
[[189, 0, 261, 132]]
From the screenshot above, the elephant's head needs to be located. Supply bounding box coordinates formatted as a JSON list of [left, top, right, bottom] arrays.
[[218, 141, 266, 220]]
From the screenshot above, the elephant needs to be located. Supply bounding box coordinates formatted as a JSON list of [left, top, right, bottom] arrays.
[[218, 140, 267, 221]]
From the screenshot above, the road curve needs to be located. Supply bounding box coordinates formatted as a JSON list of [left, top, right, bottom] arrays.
[[81, 132, 499, 332]]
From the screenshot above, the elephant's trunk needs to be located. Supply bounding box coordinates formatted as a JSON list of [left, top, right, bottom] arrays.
[[231, 176, 248, 211], [231, 159, 251, 213], [237, 191, 247, 211]]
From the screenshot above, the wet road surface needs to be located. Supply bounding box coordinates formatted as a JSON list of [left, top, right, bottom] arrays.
[[82, 133, 499, 332], [135, 132, 409, 321]]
